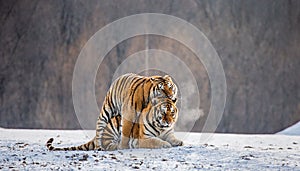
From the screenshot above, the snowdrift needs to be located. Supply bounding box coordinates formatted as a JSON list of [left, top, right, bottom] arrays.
[[277, 121, 300, 136]]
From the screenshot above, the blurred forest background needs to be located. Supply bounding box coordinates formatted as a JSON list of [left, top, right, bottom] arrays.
[[1, 0, 300, 133]]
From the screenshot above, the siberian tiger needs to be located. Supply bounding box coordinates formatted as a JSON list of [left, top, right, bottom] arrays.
[[101, 98, 183, 151], [46, 73, 178, 151]]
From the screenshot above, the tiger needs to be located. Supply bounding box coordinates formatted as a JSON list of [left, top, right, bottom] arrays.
[[101, 97, 183, 150], [46, 73, 178, 151]]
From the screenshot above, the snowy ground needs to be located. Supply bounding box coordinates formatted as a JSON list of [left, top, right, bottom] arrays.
[[0, 129, 300, 170]]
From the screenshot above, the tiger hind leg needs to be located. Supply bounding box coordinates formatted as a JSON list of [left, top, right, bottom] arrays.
[[101, 115, 121, 151], [95, 106, 120, 150]]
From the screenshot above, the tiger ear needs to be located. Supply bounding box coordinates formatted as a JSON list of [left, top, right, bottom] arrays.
[[150, 77, 160, 83], [150, 77, 156, 83], [163, 75, 172, 81]]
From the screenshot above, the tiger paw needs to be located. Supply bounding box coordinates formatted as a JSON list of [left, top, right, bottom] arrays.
[[97, 147, 104, 151], [170, 139, 183, 147], [160, 141, 172, 148], [95, 145, 104, 151]]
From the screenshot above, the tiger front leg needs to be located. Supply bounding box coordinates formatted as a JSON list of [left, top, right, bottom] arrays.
[[119, 118, 133, 149], [138, 137, 172, 149], [118, 106, 139, 150], [162, 131, 183, 147]]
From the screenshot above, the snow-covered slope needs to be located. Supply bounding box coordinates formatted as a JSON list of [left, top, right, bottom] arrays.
[[277, 121, 300, 136], [0, 129, 299, 170]]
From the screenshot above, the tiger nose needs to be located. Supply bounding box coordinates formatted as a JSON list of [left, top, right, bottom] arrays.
[[165, 119, 171, 125]]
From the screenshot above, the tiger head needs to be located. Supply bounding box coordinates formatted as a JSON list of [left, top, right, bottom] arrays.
[[150, 75, 178, 103], [151, 98, 178, 129]]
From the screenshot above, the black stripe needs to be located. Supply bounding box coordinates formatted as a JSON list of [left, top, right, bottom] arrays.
[[144, 132, 153, 137], [84, 143, 89, 150], [111, 88, 117, 110], [130, 78, 145, 106], [119, 75, 130, 102], [108, 117, 118, 135], [141, 81, 146, 110], [104, 133, 116, 140], [116, 116, 120, 133], [110, 96, 116, 110], [71, 147, 76, 150], [148, 84, 155, 103], [103, 108, 111, 122], [78, 146, 83, 150], [99, 117, 107, 123], [106, 94, 115, 114], [112, 78, 122, 109], [146, 112, 160, 134], [113, 79, 120, 108], [144, 124, 156, 136], [122, 76, 132, 102], [102, 137, 114, 141], [96, 128, 101, 131], [103, 131, 114, 137], [143, 108, 156, 136]]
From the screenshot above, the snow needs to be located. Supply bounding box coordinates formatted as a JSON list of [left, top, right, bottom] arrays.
[[277, 121, 300, 136], [0, 129, 300, 170]]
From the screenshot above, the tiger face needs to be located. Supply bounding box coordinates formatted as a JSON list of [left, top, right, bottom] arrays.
[[152, 99, 178, 129], [150, 75, 178, 103]]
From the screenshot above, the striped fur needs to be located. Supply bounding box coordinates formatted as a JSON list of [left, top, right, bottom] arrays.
[[134, 98, 183, 149], [46, 73, 178, 151], [103, 98, 183, 150]]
